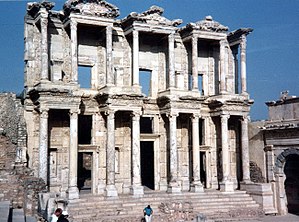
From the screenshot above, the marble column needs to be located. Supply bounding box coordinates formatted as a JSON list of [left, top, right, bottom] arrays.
[[240, 35, 247, 94], [105, 110, 118, 197], [167, 113, 181, 193], [220, 114, 234, 192], [241, 116, 251, 182], [106, 26, 114, 85], [70, 20, 78, 83], [39, 109, 48, 183], [191, 36, 198, 91], [132, 30, 139, 86], [40, 9, 49, 81], [219, 39, 227, 94], [68, 110, 79, 199], [191, 114, 204, 192], [130, 112, 144, 195], [168, 33, 175, 88]]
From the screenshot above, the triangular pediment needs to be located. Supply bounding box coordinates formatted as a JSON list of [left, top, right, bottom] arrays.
[[123, 6, 182, 27], [63, 0, 119, 18], [184, 16, 228, 33]]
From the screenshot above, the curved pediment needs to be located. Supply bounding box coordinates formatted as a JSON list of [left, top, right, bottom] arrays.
[[123, 6, 182, 27], [63, 0, 119, 18]]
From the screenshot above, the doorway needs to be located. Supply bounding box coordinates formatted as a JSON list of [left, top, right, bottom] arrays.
[[77, 152, 92, 193], [200, 151, 207, 187], [141, 141, 154, 190], [284, 154, 299, 214]]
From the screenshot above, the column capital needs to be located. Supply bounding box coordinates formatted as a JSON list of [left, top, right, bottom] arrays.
[[220, 114, 230, 122], [240, 34, 247, 50], [104, 110, 115, 117], [40, 109, 49, 119], [166, 112, 178, 119], [191, 113, 200, 120], [70, 19, 78, 29], [241, 115, 249, 122]]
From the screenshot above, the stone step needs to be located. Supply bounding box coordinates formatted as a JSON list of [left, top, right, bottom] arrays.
[[0, 201, 10, 222], [67, 190, 262, 222]]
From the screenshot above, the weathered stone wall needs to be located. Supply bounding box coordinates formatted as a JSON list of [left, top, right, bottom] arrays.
[[248, 121, 266, 182], [0, 93, 23, 143]]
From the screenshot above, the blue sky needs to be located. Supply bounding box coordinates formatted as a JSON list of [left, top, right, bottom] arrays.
[[0, 0, 298, 121]]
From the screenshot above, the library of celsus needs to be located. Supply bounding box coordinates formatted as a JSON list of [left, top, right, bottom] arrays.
[[21, 0, 256, 217]]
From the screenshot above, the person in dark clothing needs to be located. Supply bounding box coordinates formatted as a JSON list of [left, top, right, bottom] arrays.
[[54, 208, 69, 222]]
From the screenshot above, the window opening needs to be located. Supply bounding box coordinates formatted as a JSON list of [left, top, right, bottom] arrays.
[[139, 69, 151, 96], [78, 115, 92, 144], [140, 117, 153, 133], [78, 65, 92, 88], [115, 147, 120, 174], [198, 74, 203, 95]]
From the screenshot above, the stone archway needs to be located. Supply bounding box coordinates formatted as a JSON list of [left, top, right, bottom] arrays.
[[275, 149, 299, 215]]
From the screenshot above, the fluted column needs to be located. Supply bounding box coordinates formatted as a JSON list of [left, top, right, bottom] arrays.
[[106, 26, 114, 85], [39, 109, 48, 183], [168, 33, 175, 88], [219, 39, 227, 94], [240, 35, 247, 94], [191, 114, 204, 192], [132, 30, 139, 86], [105, 110, 118, 197], [130, 111, 144, 196], [192, 36, 198, 90], [167, 113, 181, 193], [40, 9, 49, 81], [68, 110, 79, 199], [220, 114, 234, 192], [70, 20, 78, 83], [241, 116, 251, 182]]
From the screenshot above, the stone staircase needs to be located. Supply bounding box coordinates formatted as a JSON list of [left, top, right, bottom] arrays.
[[68, 190, 263, 222]]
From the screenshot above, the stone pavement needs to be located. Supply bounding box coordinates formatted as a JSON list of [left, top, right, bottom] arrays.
[[246, 213, 299, 222]]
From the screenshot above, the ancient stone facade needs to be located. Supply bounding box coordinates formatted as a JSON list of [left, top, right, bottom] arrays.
[[249, 92, 299, 215], [23, 0, 253, 212]]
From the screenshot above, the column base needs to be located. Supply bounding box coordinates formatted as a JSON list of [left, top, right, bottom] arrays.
[[67, 186, 79, 200], [167, 181, 181, 193], [105, 185, 118, 197], [130, 185, 144, 196], [190, 182, 204, 193], [220, 180, 234, 193]]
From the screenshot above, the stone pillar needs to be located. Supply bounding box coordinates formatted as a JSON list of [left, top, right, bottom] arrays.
[[39, 109, 48, 183], [106, 26, 114, 85], [68, 110, 79, 199], [132, 30, 139, 86], [130, 112, 144, 196], [40, 9, 49, 81], [220, 114, 234, 192], [191, 114, 204, 192], [70, 20, 78, 83], [241, 115, 251, 182], [168, 33, 175, 88], [240, 35, 247, 94], [191, 36, 198, 90], [105, 110, 118, 197], [167, 113, 181, 193], [219, 39, 227, 94]]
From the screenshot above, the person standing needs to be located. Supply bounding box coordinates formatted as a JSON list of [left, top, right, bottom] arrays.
[[143, 205, 153, 222]]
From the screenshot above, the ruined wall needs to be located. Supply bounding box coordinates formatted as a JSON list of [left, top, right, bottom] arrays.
[[248, 121, 266, 183]]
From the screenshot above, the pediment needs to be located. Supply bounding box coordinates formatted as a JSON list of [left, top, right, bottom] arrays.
[[63, 0, 119, 18], [123, 6, 182, 27], [186, 16, 228, 33]]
